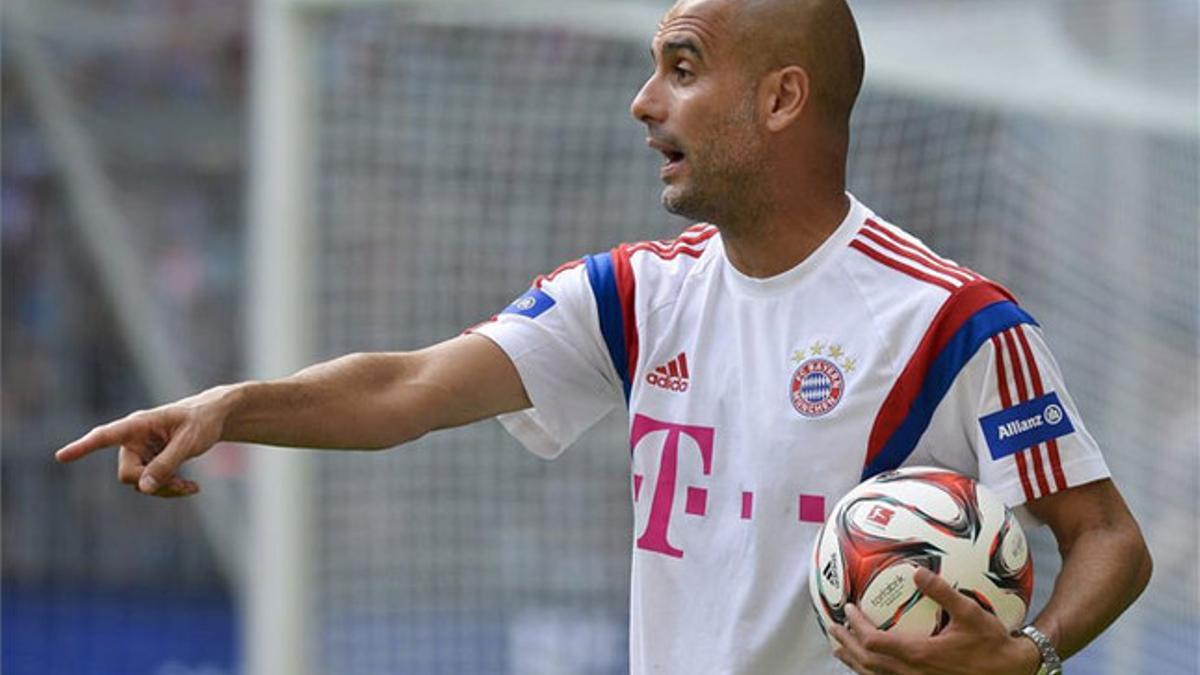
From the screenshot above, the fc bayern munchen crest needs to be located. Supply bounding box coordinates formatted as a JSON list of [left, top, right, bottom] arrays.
[[791, 358, 845, 417]]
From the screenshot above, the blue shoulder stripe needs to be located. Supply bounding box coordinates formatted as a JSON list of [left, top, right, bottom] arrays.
[[585, 252, 632, 402], [862, 301, 1037, 479]]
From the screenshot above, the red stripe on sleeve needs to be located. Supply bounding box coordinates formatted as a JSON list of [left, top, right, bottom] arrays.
[[992, 335, 1035, 502], [678, 352, 689, 379], [849, 239, 958, 292], [1001, 330, 1030, 403], [863, 220, 977, 283], [534, 258, 586, 288], [1015, 326, 1068, 492], [858, 229, 965, 287], [863, 282, 1014, 468], [992, 335, 1013, 409], [626, 226, 718, 260], [1029, 445, 1051, 498], [1003, 329, 1050, 497], [611, 245, 640, 388]]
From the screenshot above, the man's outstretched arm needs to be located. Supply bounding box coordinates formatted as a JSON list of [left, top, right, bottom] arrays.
[[54, 334, 530, 497]]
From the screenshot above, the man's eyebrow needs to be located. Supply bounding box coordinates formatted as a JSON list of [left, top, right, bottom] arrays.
[[651, 38, 705, 63]]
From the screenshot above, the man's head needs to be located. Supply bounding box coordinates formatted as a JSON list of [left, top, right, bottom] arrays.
[[630, 0, 864, 225]]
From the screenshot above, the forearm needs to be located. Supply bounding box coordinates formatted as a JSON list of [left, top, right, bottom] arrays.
[[219, 352, 442, 450], [1030, 519, 1152, 661], [54, 334, 527, 497]]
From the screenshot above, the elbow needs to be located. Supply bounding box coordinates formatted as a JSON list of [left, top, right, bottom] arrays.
[[380, 424, 431, 450], [351, 424, 428, 452], [1116, 501, 1154, 600], [357, 399, 434, 450], [1105, 516, 1153, 603], [1130, 529, 1153, 600]]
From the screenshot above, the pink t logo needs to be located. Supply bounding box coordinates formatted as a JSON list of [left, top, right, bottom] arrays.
[[630, 413, 715, 558]]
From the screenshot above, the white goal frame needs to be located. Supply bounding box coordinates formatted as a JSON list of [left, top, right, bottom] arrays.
[[247, 2, 317, 674]]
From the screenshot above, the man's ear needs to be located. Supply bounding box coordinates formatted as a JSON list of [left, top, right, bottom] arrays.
[[761, 65, 810, 132]]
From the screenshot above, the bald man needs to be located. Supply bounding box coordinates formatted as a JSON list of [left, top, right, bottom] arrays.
[[57, 0, 1150, 673]]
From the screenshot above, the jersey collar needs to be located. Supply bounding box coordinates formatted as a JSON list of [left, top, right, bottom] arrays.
[[719, 193, 867, 298]]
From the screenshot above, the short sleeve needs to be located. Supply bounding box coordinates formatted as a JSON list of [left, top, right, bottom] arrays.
[[469, 258, 624, 459], [918, 322, 1110, 507]]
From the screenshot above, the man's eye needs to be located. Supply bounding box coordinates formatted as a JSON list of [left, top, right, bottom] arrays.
[[673, 65, 693, 81]]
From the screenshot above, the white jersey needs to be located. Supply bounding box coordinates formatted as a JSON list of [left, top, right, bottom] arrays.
[[470, 194, 1109, 674]]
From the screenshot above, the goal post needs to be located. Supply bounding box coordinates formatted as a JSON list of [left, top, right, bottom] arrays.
[[247, 1, 317, 674]]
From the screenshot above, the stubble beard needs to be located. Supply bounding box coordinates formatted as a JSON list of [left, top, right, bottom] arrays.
[[660, 99, 767, 229]]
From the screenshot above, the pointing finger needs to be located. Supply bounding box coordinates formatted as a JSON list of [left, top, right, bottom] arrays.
[[56, 419, 136, 463]]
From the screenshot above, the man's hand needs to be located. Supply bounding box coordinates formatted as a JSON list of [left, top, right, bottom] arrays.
[[54, 386, 237, 498], [829, 567, 1041, 675]]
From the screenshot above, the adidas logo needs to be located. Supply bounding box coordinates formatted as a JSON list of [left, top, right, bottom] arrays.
[[646, 352, 690, 392]]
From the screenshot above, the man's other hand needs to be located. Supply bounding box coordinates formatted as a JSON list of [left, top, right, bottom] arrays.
[[829, 567, 1041, 675]]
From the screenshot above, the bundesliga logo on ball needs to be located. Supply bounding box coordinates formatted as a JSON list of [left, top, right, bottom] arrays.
[[809, 467, 1033, 645]]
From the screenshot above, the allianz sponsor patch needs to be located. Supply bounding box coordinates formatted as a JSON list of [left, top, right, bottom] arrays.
[[980, 392, 1075, 459], [501, 288, 555, 319]]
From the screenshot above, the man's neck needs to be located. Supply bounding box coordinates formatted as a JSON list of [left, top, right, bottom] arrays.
[[718, 191, 851, 279]]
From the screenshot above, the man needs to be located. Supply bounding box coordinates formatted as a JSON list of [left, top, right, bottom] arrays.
[[57, 0, 1151, 673]]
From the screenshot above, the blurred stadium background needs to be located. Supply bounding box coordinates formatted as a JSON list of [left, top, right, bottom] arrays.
[[2, 0, 1196, 673]]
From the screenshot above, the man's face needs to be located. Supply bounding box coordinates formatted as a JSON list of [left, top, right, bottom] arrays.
[[630, 0, 766, 223]]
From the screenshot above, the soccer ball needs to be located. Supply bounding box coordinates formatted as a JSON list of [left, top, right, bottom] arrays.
[[809, 467, 1033, 642]]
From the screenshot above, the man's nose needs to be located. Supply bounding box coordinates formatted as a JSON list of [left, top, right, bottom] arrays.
[[630, 74, 665, 125]]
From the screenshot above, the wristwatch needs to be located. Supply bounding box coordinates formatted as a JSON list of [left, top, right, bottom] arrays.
[[1014, 624, 1063, 675]]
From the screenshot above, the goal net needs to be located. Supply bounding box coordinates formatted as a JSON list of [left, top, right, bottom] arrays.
[[289, 2, 1196, 673]]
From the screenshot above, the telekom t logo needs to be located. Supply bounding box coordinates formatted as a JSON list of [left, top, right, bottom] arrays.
[[629, 413, 829, 560], [630, 413, 715, 559]]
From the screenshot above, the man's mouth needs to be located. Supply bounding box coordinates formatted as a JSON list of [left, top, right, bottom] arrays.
[[647, 138, 687, 174]]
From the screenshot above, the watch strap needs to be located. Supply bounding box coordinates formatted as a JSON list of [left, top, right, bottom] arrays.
[[1015, 624, 1063, 675]]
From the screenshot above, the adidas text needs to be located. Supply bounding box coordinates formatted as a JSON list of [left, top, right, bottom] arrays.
[[646, 373, 689, 392]]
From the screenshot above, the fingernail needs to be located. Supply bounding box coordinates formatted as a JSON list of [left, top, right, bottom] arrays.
[[913, 567, 931, 584], [139, 476, 159, 493]]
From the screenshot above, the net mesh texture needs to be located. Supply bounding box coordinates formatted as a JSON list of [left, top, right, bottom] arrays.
[[310, 9, 1196, 675]]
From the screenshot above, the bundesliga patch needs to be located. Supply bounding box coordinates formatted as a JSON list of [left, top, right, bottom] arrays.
[[979, 392, 1075, 460], [501, 288, 556, 319]]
